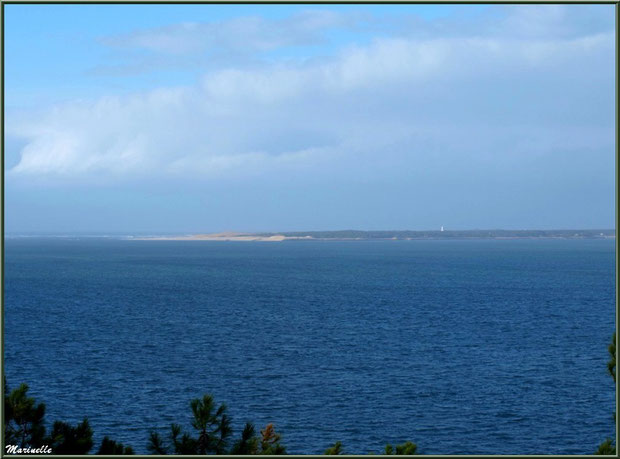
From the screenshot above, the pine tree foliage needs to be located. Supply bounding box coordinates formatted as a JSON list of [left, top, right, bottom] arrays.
[[325, 441, 343, 454], [191, 395, 232, 454], [147, 431, 168, 454], [4, 378, 130, 454], [229, 422, 259, 454], [3, 379, 46, 447], [146, 395, 288, 455], [4, 379, 423, 455], [384, 441, 418, 455], [96, 436, 134, 454], [595, 333, 616, 455], [47, 419, 94, 454], [147, 394, 233, 454], [259, 423, 286, 455], [595, 438, 615, 455]]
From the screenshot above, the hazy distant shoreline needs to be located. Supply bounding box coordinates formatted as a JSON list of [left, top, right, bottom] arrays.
[[130, 230, 616, 242]]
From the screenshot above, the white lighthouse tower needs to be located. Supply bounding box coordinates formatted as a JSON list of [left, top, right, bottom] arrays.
[[440, 226, 444, 232]]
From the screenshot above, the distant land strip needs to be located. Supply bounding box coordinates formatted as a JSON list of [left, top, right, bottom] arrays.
[[132, 229, 616, 241]]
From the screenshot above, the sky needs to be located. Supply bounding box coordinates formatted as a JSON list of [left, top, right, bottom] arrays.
[[3, 4, 616, 234]]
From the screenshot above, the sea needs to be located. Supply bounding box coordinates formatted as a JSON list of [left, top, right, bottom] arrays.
[[3, 237, 616, 455]]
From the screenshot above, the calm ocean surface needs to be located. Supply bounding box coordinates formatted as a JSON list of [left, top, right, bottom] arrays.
[[4, 238, 616, 454]]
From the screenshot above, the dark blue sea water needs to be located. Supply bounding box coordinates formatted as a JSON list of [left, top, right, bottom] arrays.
[[4, 238, 616, 454]]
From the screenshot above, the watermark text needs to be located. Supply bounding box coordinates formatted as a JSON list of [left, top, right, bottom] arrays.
[[5, 445, 52, 454]]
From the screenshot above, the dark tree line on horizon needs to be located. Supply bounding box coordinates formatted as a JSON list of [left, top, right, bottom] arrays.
[[256, 229, 616, 240], [4, 334, 616, 455]]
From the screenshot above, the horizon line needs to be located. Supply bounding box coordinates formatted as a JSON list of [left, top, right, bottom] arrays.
[[3, 228, 616, 236]]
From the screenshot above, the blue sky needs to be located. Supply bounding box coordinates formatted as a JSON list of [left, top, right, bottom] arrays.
[[4, 4, 615, 233]]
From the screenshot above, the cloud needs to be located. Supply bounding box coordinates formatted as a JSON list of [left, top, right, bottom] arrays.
[[6, 5, 614, 185], [88, 9, 379, 77], [105, 10, 353, 54], [88, 10, 368, 78]]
